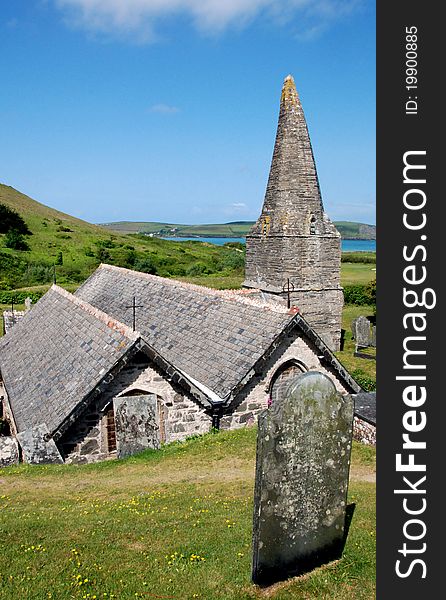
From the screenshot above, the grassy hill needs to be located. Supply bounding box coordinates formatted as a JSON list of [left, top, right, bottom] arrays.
[[0, 427, 375, 599], [0, 184, 246, 290], [101, 220, 376, 240]]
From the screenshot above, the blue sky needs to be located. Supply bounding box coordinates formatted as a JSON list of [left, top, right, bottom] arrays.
[[1, 0, 375, 225]]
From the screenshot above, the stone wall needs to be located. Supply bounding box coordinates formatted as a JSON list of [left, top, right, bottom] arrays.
[[244, 235, 343, 351], [60, 352, 211, 464], [352, 416, 376, 446]]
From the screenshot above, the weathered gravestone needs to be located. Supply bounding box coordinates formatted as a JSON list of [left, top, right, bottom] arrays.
[[252, 371, 354, 585], [16, 423, 64, 464], [351, 315, 372, 348], [114, 395, 160, 459], [0, 436, 20, 468]]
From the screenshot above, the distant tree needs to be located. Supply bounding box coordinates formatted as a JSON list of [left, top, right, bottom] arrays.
[[4, 229, 30, 251], [55, 251, 63, 266], [0, 203, 31, 235]]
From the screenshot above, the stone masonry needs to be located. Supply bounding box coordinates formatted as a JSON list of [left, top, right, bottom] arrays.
[[60, 352, 211, 464], [244, 75, 343, 351], [221, 329, 353, 431]]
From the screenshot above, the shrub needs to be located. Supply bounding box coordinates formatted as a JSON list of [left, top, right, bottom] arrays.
[[4, 229, 30, 251], [22, 264, 55, 285], [95, 238, 115, 249], [341, 253, 376, 264], [0, 204, 31, 235], [0, 290, 45, 304], [186, 262, 212, 276], [218, 251, 245, 271], [96, 248, 111, 262], [343, 284, 376, 306], [55, 251, 63, 266], [134, 258, 158, 275]]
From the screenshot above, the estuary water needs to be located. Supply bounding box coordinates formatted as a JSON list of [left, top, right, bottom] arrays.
[[162, 237, 376, 252]]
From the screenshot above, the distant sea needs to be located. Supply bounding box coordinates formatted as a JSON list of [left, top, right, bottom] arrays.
[[162, 236, 376, 252]]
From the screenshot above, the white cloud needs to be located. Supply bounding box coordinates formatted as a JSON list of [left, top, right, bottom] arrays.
[[54, 0, 363, 42], [149, 103, 180, 114], [222, 202, 251, 217]]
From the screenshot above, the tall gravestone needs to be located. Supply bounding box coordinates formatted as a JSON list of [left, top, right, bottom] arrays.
[[351, 315, 372, 348], [113, 395, 160, 459], [252, 371, 354, 585]]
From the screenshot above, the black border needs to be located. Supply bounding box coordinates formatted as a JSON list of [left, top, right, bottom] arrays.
[[377, 2, 442, 595]]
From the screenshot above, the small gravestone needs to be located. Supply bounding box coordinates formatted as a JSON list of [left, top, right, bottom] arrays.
[[0, 436, 20, 468], [114, 395, 159, 459], [16, 423, 64, 464], [252, 372, 353, 585], [352, 315, 371, 348]]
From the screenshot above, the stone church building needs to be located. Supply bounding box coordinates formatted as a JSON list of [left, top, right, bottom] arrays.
[[0, 76, 374, 466]]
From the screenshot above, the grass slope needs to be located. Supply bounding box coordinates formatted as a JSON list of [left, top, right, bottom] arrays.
[[0, 184, 246, 289], [0, 427, 375, 600], [101, 220, 376, 240]]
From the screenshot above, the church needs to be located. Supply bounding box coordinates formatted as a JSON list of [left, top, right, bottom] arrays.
[[0, 76, 375, 467]]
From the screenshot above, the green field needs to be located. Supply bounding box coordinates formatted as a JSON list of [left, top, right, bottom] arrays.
[[101, 220, 254, 237], [101, 220, 376, 240], [0, 427, 375, 600]]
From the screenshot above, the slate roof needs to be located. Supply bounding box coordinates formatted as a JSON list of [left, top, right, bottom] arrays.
[[75, 265, 298, 399], [353, 392, 376, 425], [0, 286, 140, 435]]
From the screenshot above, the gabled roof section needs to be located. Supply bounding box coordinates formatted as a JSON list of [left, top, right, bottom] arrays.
[[76, 265, 360, 400], [0, 285, 140, 436], [75, 264, 296, 399]]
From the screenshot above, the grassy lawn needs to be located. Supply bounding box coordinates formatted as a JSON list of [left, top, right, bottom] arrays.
[[0, 428, 375, 600], [335, 305, 376, 385], [340, 263, 376, 286]]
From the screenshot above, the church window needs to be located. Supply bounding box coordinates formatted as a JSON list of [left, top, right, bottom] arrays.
[[269, 361, 306, 405]]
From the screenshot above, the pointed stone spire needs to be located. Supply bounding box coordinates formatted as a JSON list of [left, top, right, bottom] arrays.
[[251, 74, 337, 237], [243, 75, 343, 351]]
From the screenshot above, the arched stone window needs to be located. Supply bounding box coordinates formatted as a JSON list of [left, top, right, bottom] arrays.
[[269, 361, 306, 406]]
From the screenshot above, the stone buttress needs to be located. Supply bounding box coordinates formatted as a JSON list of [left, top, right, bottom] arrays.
[[243, 75, 343, 350]]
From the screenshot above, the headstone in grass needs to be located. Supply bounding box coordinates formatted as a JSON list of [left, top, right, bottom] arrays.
[[16, 423, 64, 464], [0, 436, 20, 468], [252, 371, 354, 585], [114, 394, 160, 459], [352, 315, 372, 348]]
